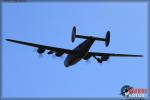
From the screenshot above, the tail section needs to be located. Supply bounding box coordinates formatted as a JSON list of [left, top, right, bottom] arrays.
[[71, 26, 110, 47]]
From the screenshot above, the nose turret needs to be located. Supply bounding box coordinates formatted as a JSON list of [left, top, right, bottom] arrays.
[[64, 59, 70, 67]]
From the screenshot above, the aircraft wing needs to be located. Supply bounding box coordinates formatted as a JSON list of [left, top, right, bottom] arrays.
[[88, 52, 143, 57], [6, 39, 76, 54]]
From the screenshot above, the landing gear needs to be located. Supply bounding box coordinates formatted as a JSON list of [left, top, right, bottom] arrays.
[[97, 58, 102, 63], [47, 51, 54, 54], [93, 56, 103, 63]]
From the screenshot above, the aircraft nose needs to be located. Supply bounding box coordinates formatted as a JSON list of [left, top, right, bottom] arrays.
[[64, 60, 69, 67]]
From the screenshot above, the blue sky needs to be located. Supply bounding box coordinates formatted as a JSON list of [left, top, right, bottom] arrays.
[[2, 2, 148, 98]]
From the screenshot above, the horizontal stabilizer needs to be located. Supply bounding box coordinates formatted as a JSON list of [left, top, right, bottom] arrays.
[[71, 26, 110, 47]]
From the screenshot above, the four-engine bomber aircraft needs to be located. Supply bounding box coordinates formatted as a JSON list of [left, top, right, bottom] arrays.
[[6, 26, 143, 67]]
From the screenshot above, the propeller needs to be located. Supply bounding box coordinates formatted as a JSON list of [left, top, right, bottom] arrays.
[[85, 60, 91, 64], [38, 53, 44, 58], [59, 55, 65, 59], [52, 54, 56, 58]]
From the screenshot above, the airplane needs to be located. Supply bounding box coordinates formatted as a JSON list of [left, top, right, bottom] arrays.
[[6, 26, 143, 67]]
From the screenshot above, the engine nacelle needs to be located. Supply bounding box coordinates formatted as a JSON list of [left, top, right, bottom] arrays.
[[83, 54, 91, 60], [37, 48, 45, 54], [101, 55, 109, 61], [55, 51, 64, 57]]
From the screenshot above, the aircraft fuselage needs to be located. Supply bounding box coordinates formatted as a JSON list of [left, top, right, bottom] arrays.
[[64, 38, 94, 67]]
